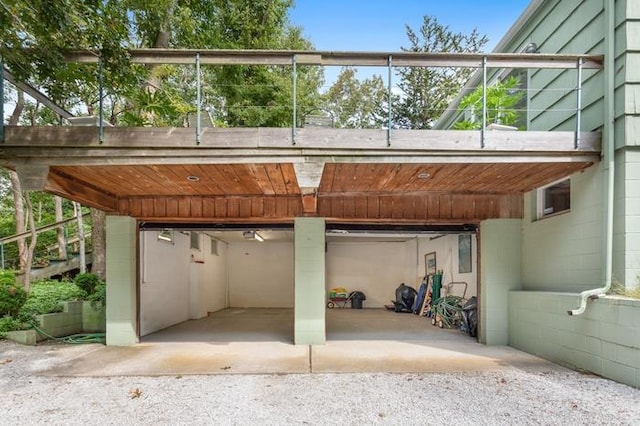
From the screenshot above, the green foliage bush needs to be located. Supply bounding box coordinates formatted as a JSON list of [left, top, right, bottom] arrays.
[[74, 273, 104, 295], [19, 279, 86, 321], [88, 283, 106, 309], [453, 76, 525, 130], [0, 316, 23, 337], [0, 270, 27, 317]]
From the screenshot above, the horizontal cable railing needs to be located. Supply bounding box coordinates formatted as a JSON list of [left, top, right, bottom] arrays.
[[1, 50, 603, 149]]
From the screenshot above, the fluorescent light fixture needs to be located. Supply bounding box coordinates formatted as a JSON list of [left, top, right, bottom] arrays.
[[242, 230, 264, 242], [157, 229, 174, 243]]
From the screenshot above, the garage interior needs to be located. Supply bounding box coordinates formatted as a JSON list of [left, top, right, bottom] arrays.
[[139, 226, 478, 344]]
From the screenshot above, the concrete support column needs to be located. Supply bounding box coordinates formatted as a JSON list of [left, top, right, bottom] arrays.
[[294, 217, 326, 345], [479, 219, 522, 345], [106, 216, 138, 346]]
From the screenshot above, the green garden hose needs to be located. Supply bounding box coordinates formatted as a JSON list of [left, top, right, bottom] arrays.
[[32, 324, 105, 344], [433, 296, 466, 328]]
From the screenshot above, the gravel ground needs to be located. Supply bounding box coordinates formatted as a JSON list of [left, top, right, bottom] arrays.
[[1, 340, 639, 425]]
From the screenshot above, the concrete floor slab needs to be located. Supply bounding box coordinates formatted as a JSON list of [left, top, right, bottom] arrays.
[[44, 342, 310, 376], [41, 308, 560, 377]]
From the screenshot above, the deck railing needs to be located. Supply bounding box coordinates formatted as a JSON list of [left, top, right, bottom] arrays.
[[1, 50, 603, 150]]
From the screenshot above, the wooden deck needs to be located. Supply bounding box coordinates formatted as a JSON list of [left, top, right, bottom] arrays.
[[0, 126, 600, 223]]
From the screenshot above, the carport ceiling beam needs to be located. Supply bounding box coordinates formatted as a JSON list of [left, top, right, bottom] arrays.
[[293, 162, 324, 192]]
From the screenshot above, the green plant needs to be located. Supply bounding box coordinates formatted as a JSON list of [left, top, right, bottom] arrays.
[[88, 282, 106, 309], [19, 279, 86, 318], [0, 316, 24, 338], [453, 76, 525, 130], [0, 270, 27, 317], [74, 273, 104, 295]]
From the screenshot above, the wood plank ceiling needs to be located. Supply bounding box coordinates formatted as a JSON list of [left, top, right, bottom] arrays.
[[46, 161, 594, 224]]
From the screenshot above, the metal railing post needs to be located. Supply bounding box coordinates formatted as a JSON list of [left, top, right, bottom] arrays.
[[98, 57, 104, 144], [292, 54, 297, 145], [387, 55, 393, 146], [481, 56, 487, 148], [575, 58, 584, 149], [196, 52, 201, 145]]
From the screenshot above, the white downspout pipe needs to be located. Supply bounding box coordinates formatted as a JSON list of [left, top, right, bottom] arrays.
[[569, 0, 615, 315]]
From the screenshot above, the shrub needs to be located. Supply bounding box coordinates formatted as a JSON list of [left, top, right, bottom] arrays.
[[0, 271, 27, 317], [19, 279, 87, 318], [0, 316, 24, 337], [74, 273, 104, 295], [88, 282, 106, 309]]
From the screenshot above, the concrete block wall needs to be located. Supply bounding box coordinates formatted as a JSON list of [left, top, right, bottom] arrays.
[[480, 219, 522, 346], [82, 301, 106, 333], [36, 301, 83, 341], [509, 291, 640, 388]]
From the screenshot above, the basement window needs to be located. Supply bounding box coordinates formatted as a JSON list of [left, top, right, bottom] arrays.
[[537, 178, 570, 219], [190, 232, 201, 251]]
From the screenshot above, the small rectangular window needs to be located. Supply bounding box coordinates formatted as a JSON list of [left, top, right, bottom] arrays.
[[537, 178, 570, 218], [210, 238, 219, 256], [190, 232, 201, 250]]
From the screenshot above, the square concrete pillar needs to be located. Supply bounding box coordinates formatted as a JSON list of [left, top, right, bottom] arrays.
[[480, 219, 522, 346], [106, 216, 138, 346], [294, 217, 326, 345]]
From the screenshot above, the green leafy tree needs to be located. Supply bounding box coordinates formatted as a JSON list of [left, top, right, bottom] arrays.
[[394, 15, 488, 129], [1, 0, 322, 281], [324, 67, 389, 128]]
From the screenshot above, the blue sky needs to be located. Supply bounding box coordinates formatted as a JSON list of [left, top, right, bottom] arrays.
[[288, 1, 531, 87], [288, 1, 531, 52]]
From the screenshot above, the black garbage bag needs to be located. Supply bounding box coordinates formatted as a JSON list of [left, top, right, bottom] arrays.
[[461, 296, 478, 337], [393, 283, 417, 313], [349, 291, 366, 309]]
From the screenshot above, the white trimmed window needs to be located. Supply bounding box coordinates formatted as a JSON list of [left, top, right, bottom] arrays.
[[537, 178, 570, 219]]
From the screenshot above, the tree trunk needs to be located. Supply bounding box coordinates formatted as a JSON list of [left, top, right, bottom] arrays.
[[8, 91, 27, 272], [74, 202, 86, 274], [144, 1, 177, 123], [55, 196, 67, 260], [8, 172, 27, 272], [90, 208, 106, 280], [23, 192, 37, 292]]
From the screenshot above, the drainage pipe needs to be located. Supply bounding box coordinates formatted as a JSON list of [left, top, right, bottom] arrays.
[[569, 0, 615, 315]]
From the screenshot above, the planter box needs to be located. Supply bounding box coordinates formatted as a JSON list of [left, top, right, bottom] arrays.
[[5, 300, 106, 345], [82, 301, 106, 333], [5, 329, 37, 346]]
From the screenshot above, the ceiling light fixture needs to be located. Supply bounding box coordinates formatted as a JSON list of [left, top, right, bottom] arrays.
[[186, 175, 200, 182], [157, 229, 174, 242], [242, 230, 265, 242], [417, 171, 431, 179]]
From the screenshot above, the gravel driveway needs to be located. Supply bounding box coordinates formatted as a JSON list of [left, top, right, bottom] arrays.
[[1, 340, 639, 425]]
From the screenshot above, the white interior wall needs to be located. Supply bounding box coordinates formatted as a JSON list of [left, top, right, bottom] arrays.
[[417, 235, 478, 299], [326, 241, 414, 308], [325, 235, 478, 308], [141, 230, 477, 319], [140, 231, 229, 336], [198, 236, 229, 314], [227, 241, 294, 307], [140, 231, 190, 336]]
